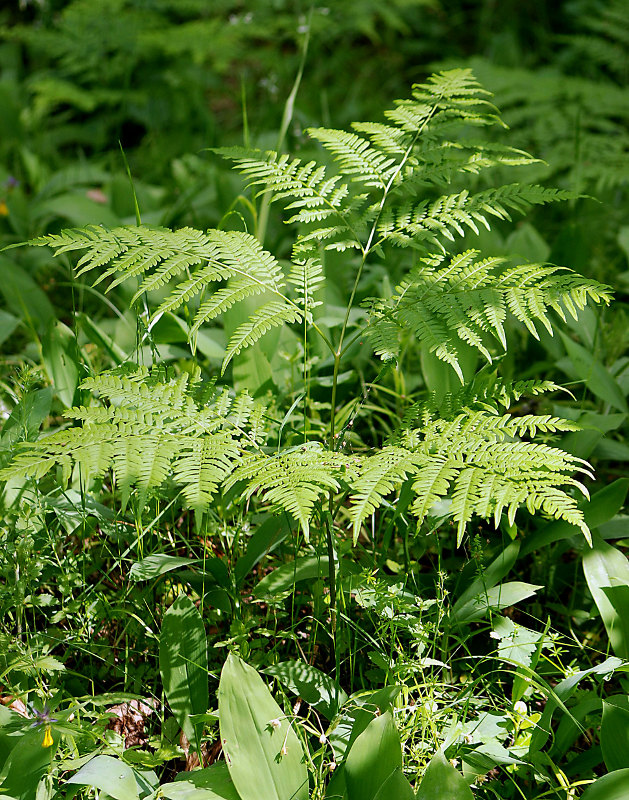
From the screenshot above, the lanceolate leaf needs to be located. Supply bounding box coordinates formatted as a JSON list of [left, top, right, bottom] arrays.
[[344, 711, 403, 800], [218, 654, 308, 800], [161, 763, 241, 800], [583, 534, 629, 659], [159, 595, 209, 751], [67, 756, 140, 800], [415, 752, 474, 800], [601, 696, 629, 772], [264, 661, 348, 720], [371, 768, 414, 800], [580, 770, 629, 800]]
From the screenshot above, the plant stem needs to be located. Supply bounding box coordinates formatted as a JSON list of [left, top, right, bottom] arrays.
[[257, 12, 311, 246], [323, 510, 340, 678]]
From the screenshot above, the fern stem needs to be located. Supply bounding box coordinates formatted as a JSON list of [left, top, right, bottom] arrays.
[[330, 98, 440, 449]]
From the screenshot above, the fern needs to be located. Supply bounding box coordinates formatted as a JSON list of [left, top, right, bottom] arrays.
[[0, 366, 267, 523], [32, 226, 301, 372], [377, 184, 575, 251], [365, 251, 611, 380], [349, 398, 590, 546], [225, 447, 357, 540], [6, 69, 610, 548]]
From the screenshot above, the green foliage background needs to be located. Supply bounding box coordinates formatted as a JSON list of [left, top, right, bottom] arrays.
[[0, 1, 628, 798]]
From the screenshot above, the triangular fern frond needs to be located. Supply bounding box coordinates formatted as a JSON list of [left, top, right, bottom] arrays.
[[365, 250, 612, 375], [0, 367, 268, 524]]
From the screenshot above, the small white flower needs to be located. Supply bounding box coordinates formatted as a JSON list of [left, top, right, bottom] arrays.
[[269, 718, 282, 730]]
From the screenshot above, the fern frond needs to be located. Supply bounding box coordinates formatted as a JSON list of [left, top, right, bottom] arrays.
[[406, 409, 591, 544], [173, 434, 241, 524], [0, 367, 267, 522], [222, 301, 303, 373], [307, 128, 398, 189], [366, 251, 612, 376], [225, 448, 352, 539], [349, 447, 423, 542], [215, 147, 365, 254], [287, 258, 324, 313], [189, 278, 269, 337], [378, 184, 574, 251], [33, 225, 305, 359]]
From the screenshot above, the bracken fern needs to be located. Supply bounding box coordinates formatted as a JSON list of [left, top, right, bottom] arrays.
[[2, 69, 613, 545]]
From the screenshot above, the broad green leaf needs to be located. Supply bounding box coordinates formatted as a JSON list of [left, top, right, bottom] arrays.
[[452, 581, 542, 624], [0, 387, 52, 450], [0, 728, 57, 800], [324, 767, 347, 799], [162, 763, 241, 800], [601, 696, 629, 771], [583, 533, 629, 659], [38, 192, 121, 226], [415, 751, 474, 800], [235, 516, 291, 585], [559, 332, 628, 412], [344, 711, 402, 800], [372, 767, 414, 800], [551, 695, 602, 759], [0, 257, 55, 334], [454, 541, 520, 611], [131, 555, 200, 581], [521, 478, 629, 555], [159, 595, 209, 751], [254, 555, 330, 597], [66, 755, 139, 800], [581, 769, 629, 800], [561, 411, 625, 460], [218, 653, 308, 800], [506, 222, 550, 263], [328, 686, 401, 761], [0, 309, 19, 346], [255, 555, 359, 597], [529, 656, 622, 754], [264, 661, 347, 721], [77, 311, 127, 363], [42, 321, 81, 407]]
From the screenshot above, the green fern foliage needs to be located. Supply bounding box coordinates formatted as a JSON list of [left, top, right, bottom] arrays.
[[218, 69, 558, 258], [4, 68, 610, 549], [225, 447, 357, 540], [0, 366, 266, 524], [31, 226, 302, 372], [350, 396, 590, 545], [365, 250, 611, 379], [377, 184, 575, 251]]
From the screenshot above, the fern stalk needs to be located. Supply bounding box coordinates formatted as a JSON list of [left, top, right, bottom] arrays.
[[329, 93, 441, 448]]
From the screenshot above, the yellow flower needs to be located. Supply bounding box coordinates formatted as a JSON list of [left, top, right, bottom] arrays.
[[42, 726, 53, 748], [0, 200, 8, 216]]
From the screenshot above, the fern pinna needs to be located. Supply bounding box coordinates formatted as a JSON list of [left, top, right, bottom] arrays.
[[3, 69, 612, 545]]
